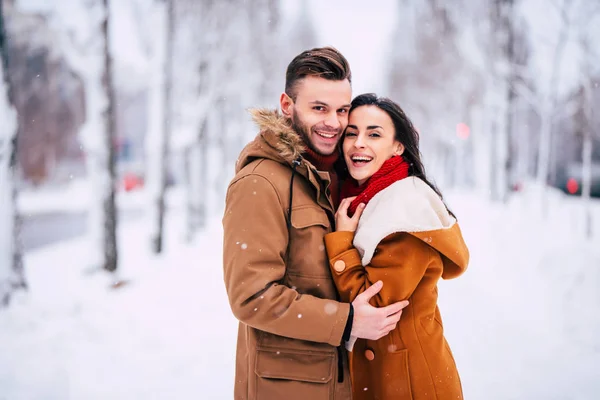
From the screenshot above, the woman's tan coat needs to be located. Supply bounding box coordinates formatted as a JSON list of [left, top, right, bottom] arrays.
[[324, 177, 469, 400]]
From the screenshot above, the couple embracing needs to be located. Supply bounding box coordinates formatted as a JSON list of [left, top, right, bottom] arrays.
[[222, 47, 469, 400]]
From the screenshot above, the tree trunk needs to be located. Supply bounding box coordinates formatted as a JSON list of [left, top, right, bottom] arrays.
[[0, 1, 26, 306], [501, 0, 516, 202], [490, 0, 514, 203], [54, 0, 119, 272], [489, 114, 499, 200], [535, 0, 571, 187], [184, 118, 208, 242], [580, 50, 594, 239], [581, 129, 593, 238], [148, 0, 173, 254], [101, 0, 118, 271]]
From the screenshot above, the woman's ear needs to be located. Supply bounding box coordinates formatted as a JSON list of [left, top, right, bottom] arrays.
[[394, 142, 405, 156], [280, 92, 293, 117]]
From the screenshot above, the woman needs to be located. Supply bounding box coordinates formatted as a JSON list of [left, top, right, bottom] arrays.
[[324, 93, 469, 399]]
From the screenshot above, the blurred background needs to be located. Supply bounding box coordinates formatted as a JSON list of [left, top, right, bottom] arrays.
[[0, 0, 599, 399]]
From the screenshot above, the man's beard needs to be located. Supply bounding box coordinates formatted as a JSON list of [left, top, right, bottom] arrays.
[[290, 109, 341, 156], [290, 109, 313, 151]]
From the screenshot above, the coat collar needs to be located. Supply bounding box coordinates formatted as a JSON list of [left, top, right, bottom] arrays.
[[235, 108, 335, 214]]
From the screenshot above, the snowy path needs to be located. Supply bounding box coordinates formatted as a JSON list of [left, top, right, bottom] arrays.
[[1, 191, 599, 399]]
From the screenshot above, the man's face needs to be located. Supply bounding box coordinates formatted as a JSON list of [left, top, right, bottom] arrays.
[[281, 76, 352, 156]]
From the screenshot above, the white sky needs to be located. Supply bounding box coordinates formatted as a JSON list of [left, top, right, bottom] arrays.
[[283, 0, 398, 96]]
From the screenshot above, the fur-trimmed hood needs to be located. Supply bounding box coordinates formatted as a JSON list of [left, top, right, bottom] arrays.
[[236, 108, 306, 173]]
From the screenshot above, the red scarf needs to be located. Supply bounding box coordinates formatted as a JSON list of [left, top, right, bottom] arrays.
[[303, 147, 341, 208], [303, 147, 338, 172], [340, 155, 410, 216]]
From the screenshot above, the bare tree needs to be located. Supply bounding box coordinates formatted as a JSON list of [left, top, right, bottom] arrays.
[[101, 0, 118, 270], [174, 0, 285, 240], [174, 0, 215, 241], [0, 0, 26, 306], [575, 4, 600, 238], [49, 0, 119, 271], [146, 0, 174, 253], [387, 1, 478, 190], [534, 0, 573, 192]]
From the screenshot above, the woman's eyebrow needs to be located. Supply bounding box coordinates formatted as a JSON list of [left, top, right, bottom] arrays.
[[367, 125, 382, 130]]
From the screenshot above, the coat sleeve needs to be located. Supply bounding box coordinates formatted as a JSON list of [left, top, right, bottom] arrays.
[[222, 174, 350, 347], [324, 231, 433, 306]]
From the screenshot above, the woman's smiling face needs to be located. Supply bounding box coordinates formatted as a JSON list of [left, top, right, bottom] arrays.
[[343, 105, 404, 185]]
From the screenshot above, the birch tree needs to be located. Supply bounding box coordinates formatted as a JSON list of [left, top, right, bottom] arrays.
[[579, 77, 594, 238], [490, 0, 516, 202], [534, 0, 573, 193], [173, 0, 284, 240], [174, 0, 218, 240], [387, 1, 478, 190], [0, 0, 26, 306], [145, 0, 174, 253], [575, 3, 600, 238], [100, 0, 118, 270], [49, 0, 118, 271]]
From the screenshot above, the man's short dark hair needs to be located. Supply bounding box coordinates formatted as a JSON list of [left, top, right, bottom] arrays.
[[285, 46, 352, 101]]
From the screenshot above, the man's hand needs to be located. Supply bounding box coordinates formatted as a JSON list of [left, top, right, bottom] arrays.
[[350, 280, 409, 341]]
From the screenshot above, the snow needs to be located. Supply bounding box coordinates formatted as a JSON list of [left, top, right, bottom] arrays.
[[17, 179, 184, 217], [2, 188, 600, 399], [0, 210, 237, 399]]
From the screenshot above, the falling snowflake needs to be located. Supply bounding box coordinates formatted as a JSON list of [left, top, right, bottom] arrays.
[[241, 243, 248, 250], [324, 303, 338, 315]]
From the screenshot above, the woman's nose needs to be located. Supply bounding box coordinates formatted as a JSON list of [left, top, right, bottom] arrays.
[[354, 134, 365, 148]]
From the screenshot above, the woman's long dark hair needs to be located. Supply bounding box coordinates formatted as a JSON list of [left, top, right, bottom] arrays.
[[341, 93, 454, 217]]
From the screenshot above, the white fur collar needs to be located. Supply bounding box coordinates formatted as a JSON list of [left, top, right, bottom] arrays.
[[353, 176, 455, 265]]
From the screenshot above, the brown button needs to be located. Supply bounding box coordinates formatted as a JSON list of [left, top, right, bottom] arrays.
[[333, 260, 346, 272], [364, 349, 375, 361]]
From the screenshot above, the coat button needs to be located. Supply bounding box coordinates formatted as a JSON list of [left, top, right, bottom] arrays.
[[333, 260, 346, 272], [364, 349, 375, 361]]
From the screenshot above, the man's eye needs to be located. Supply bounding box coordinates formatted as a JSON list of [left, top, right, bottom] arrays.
[[338, 109, 349, 114], [313, 106, 325, 111]]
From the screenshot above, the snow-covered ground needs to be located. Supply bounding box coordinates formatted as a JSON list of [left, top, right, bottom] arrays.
[[1, 186, 599, 400]]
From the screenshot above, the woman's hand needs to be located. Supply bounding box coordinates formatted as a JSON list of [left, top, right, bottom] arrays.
[[335, 197, 366, 232]]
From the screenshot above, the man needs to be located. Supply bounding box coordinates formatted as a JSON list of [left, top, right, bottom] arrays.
[[223, 47, 408, 399]]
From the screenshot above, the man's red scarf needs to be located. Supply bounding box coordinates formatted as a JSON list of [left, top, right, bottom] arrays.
[[303, 147, 340, 208], [340, 155, 410, 216]]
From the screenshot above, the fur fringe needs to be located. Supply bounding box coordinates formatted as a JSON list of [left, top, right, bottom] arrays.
[[249, 108, 305, 163]]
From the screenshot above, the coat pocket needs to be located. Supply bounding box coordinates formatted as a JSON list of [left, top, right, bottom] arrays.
[[255, 347, 334, 399], [420, 310, 444, 337], [381, 349, 413, 400], [288, 206, 331, 278], [290, 205, 330, 229]]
